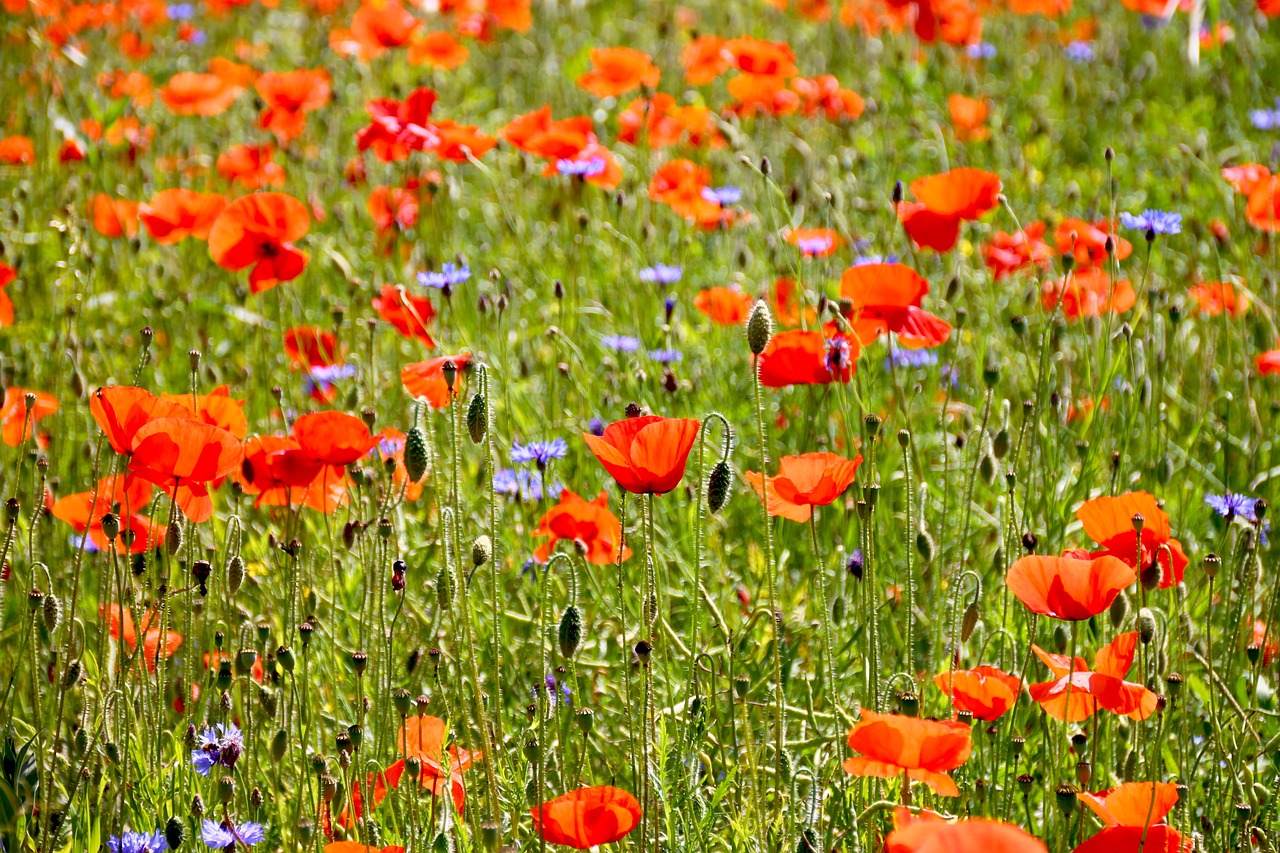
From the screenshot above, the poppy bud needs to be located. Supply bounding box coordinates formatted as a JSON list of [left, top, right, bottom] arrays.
[[892, 180, 904, 203], [250, 786, 264, 809], [746, 300, 773, 356], [559, 605, 582, 659], [472, 536, 492, 567], [760, 156, 771, 176], [1137, 608, 1157, 644], [778, 747, 794, 784], [831, 595, 845, 625], [270, 729, 288, 762], [405, 426, 429, 483], [406, 647, 422, 675], [961, 603, 980, 642], [190, 794, 204, 818], [979, 452, 996, 485], [42, 594, 62, 633], [167, 519, 184, 556], [165, 816, 186, 850], [225, 554, 244, 595], [915, 529, 934, 564], [467, 392, 487, 444], [437, 566, 454, 607], [707, 461, 732, 514], [1109, 591, 1129, 628]]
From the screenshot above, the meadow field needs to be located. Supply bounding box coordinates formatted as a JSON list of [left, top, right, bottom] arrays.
[[1, 0, 1280, 849]]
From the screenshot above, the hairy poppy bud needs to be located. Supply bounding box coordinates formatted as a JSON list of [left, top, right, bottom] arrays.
[[271, 729, 288, 762], [167, 519, 184, 556], [961, 603, 980, 642], [892, 180, 904, 204], [707, 461, 731, 513], [746, 300, 773, 356], [916, 529, 934, 563], [165, 816, 186, 850], [1109, 591, 1129, 628], [559, 605, 582, 659], [226, 554, 244, 595], [472, 536, 492, 567], [437, 566, 454, 607], [43, 594, 62, 633], [467, 392, 487, 444], [1138, 608, 1158, 644], [405, 426, 429, 483]]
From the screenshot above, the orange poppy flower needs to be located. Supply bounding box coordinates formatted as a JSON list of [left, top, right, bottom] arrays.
[[401, 353, 472, 408], [1247, 177, 1280, 232], [948, 94, 989, 141], [1041, 268, 1135, 321], [648, 159, 726, 226], [772, 277, 815, 326], [693, 286, 753, 325], [91, 195, 139, 238], [0, 136, 35, 165], [255, 68, 331, 143], [289, 411, 380, 469], [842, 711, 972, 796], [356, 87, 439, 162], [840, 263, 951, 348], [0, 263, 14, 327], [373, 284, 437, 346], [348, 0, 419, 57], [533, 489, 630, 565], [409, 30, 469, 69], [52, 475, 160, 555], [744, 452, 863, 522], [501, 107, 593, 158], [1187, 280, 1247, 317], [723, 36, 799, 76], [1006, 554, 1135, 620], [1, 387, 59, 447], [159, 71, 243, 116], [325, 844, 406, 853], [531, 786, 642, 850], [898, 168, 1001, 252], [1259, 350, 1280, 376], [161, 387, 248, 438], [1080, 782, 1178, 828], [887, 818, 1048, 853], [582, 415, 701, 496], [1075, 491, 1188, 588], [682, 34, 730, 84], [577, 47, 660, 97], [431, 120, 497, 161], [139, 189, 228, 245], [727, 73, 802, 118], [101, 604, 183, 671], [1222, 163, 1270, 196], [208, 193, 310, 292], [983, 222, 1052, 280], [216, 144, 286, 189], [96, 69, 154, 106], [1054, 218, 1132, 268], [933, 666, 1021, 720], [1029, 632, 1159, 722], [1009, 0, 1070, 13], [284, 327, 342, 369], [128, 418, 242, 522], [232, 435, 347, 513], [90, 386, 191, 455], [1074, 825, 1189, 853], [1253, 620, 1279, 665], [757, 329, 858, 387], [790, 75, 865, 120], [617, 94, 723, 148], [786, 227, 844, 257]]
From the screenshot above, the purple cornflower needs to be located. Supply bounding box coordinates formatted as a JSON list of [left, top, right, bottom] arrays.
[[537, 672, 573, 709], [1250, 99, 1280, 131], [853, 253, 897, 266], [511, 438, 568, 468], [191, 723, 243, 777], [303, 363, 356, 400], [797, 235, 836, 257], [556, 156, 606, 177], [846, 549, 864, 578], [587, 417, 605, 436], [602, 334, 642, 353], [884, 348, 938, 370], [108, 830, 168, 853], [966, 42, 997, 59], [1064, 41, 1095, 62], [664, 295, 677, 322], [701, 186, 742, 206], [648, 349, 683, 363], [167, 2, 196, 18], [1120, 209, 1182, 237], [493, 468, 559, 502], [639, 264, 682, 285], [824, 337, 853, 375], [1206, 492, 1270, 545], [417, 262, 471, 290], [202, 819, 265, 849]]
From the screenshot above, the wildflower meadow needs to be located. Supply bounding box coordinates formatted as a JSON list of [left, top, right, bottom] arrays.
[[3, 0, 1280, 849]]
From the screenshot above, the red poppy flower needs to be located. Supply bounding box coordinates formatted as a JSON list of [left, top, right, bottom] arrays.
[[357, 87, 439, 162], [216, 144, 286, 189], [693, 286, 753, 326], [744, 451, 863, 522], [1247, 177, 1280, 232], [91, 195, 140, 239], [531, 786, 642, 850], [840, 263, 951, 348], [255, 68, 331, 143], [285, 327, 343, 368], [984, 222, 1053, 280], [409, 30, 469, 69], [1054, 218, 1132, 268], [89, 386, 190, 455], [786, 227, 844, 257], [232, 435, 347, 513], [533, 489, 630, 565], [682, 34, 730, 84], [1253, 619, 1279, 665], [1075, 491, 1188, 588], [948, 94, 989, 141], [501, 107, 594, 159], [1079, 782, 1178, 828], [1006, 554, 1135, 620], [537, 141, 623, 190], [101, 604, 183, 671], [932, 666, 1021, 720], [0, 136, 35, 165], [582, 415, 701, 496], [577, 47, 660, 98], [648, 159, 723, 226], [0, 263, 13, 328], [791, 75, 865, 120], [208, 193, 310, 293], [898, 169, 1001, 252], [1073, 825, 1189, 853], [1029, 632, 1160, 722], [617, 95, 723, 148], [292, 411, 381, 467], [401, 354, 472, 408], [373, 284, 437, 346], [842, 711, 972, 796], [757, 329, 858, 387], [726, 74, 802, 118], [139, 189, 228, 245], [722, 37, 799, 76], [52, 475, 161, 554], [1259, 350, 1280, 376], [348, 0, 419, 57], [1222, 163, 1270, 196], [325, 844, 406, 853], [1187, 280, 1247, 317], [1, 387, 59, 447], [159, 71, 243, 116], [367, 184, 422, 237], [887, 818, 1048, 853], [127, 418, 242, 523], [1041, 268, 1135, 321], [430, 120, 497, 161]]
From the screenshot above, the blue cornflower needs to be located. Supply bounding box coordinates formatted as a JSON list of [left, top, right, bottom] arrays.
[[1064, 41, 1095, 62], [511, 438, 568, 468], [824, 337, 853, 375], [187, 30, 207, 46], [853, 253, 897, 266], [587, 417, 605, 436], [1206, 492, 1270, 545], [939, 363, 961, 387], [601, 334, 642, 353], [191, 723, 243, 777], [556, 157, 606, 177], [701, 185, 742, 206], [884, 348, 938, 371], [202, 819, 265, 849], [303, 363, 356, 400], [167, 2, 196, 18], [639, 264, 682, 285], [1251, 99, 1280, 131], [966, 42, 997, 59], [1120, 209, 1182, 237], [417, 262, 471, 290], [846, 549, 864, 577], [108, 829, 168, 853], [493, 468, 559, 502], [796, 235, 836, 257], [648, 349, 683, 363]]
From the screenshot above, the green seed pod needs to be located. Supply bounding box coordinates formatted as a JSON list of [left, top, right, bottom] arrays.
[[259, 686, 277, 719], [1138, 608, 1157, 644], [167, 519, 184, 556], [467, 392, 487, 444], [1054, 784, 1079, 819], [916, 528, 935, 563], [319, 773, 338, 804], [746, 299, 773, 356], [226, 554, 245, 596], [73, 726, 89, 754], [165, 816, 187, 850], [575, 707, 595, 735], [777, 748, 794, 784], [63, 660, 81, 688], [277, 645, 295, 673], [831, 595, 845, 626], [706, 461, 732, 514], [796, 828, 820, 853], [961, 603, 980, 643], [216, 775, 235, 805], [433, 832, 454, 853], [979, 452, 996, 485], [1123, 748, 1138, 781], [405, 425, 429, 483], [43, 594, 62, 633], [525, 779, 538, 807], [271, 729, 288, 762], [104, 742, 120, 763], [481, 821, 502, 851], [992, 428, 1011, 459], [436, 565, 454, 608], [1109, 590, 1129, 629], [559, 605, 583, 659]]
